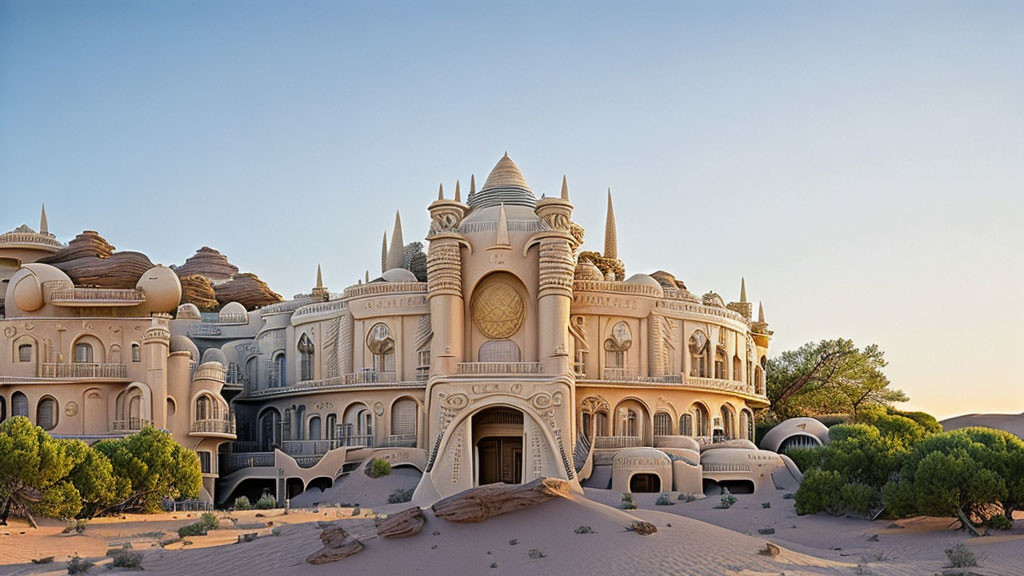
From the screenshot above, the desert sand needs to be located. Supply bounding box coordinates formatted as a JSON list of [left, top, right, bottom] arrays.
[[3, 473, 1023, 576]]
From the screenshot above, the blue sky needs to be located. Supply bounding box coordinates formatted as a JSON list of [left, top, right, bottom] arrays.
[[2, 1, 1022, 418]]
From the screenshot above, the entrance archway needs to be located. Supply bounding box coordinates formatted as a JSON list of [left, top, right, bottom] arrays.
[[472, 406, 524, 486], [630, 473, 661, 493]]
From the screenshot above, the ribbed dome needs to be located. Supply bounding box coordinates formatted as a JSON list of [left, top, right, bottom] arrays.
[[469, 153, 536, 209]]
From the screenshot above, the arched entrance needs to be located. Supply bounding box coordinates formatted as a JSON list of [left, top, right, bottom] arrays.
[[258, 408, 281, 451], [630, 473, 661, 493], [472, 406, 524, 486]]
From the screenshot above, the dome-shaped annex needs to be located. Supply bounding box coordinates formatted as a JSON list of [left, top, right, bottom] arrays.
[[219, 301, 248, 323], [169, 335, 200, 360], [201, 347, 227, 365], [760, 417, 831, 453], [468, 153, 536, 210], [176, 303, 202, 320], [574, 261, 603, 281], [136, 265, 182, 313], [626, 273, 664, 296], [382, 268, 417, 282]]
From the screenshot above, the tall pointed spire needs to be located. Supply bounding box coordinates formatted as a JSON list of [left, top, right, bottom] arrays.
[[381, 231, 388, 274], [316, 264, 323, 288], [454, 180, 461, 203], [469, 174, 476, 197], [386, 211, 405, 270], [495, 203, 510, 247], [758, 301, 765, 323], [604, 189, 617, 260], [740, 278, 747, 303], [39, 204, 48, 235], [365, 270, 370, 284], [560, 175, 569, 201], [438, 182, 444, 201]]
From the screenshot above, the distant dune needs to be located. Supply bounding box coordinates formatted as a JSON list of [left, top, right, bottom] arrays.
[[941, 412, 1024, 439]]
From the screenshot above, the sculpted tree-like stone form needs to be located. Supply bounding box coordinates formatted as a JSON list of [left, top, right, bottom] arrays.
[[431, 477, 572, 523], [375, 506, 426, 538], [306, 524, 365, 564]]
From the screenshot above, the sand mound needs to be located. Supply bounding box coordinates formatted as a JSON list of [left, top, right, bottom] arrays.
[[290, 466, 421, 509]]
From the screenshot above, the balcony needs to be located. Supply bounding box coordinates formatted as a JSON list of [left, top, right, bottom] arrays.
[[594, 436, 642, 450], [42, 362, 128, 379], [455, 362, 544, 376], [112, 418, 152, 432], [384, 434, 417, 448], [342, 281, 427, 299], [244, 370, 418, 398], [43, 281, 145, 307], [190, 418, 236, 436]]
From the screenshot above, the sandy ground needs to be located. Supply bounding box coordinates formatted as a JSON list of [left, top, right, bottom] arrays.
[[290, 466, 421, 508], [941, 412, 1024, 439], [3, 477, 1023, 575]]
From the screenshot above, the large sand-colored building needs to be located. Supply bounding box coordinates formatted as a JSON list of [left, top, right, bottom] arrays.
[[0, 154, 776, 504]]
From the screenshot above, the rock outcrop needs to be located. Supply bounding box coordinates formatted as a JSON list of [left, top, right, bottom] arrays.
[[173, 247, 282, 310], [306, 524, 364, 564], [213, 273, 282, 309], [651, 270, 687, 291], [178, 274, 219, 312], [175, 247, 239, 280], [39, 230, 115, 262], [39, 231, 153, 289], [431, 478, 571, 523], [375, 506, 426, 539]]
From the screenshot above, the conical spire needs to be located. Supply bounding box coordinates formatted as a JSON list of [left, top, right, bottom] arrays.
[[469, 174, 476, 197], [454, 180, 461, 203], [495, 203, 510, 247], [560, 175, 569, 201], [604, 189, 617, 260], [437, 183, 444, 201], [386, 211, 405, 270], [740, 278, 747, 303], [381, 231, 388, 274], [365, 270, 370, 283], [316, 264, 323, 288], [40, 204, 48, 235], [758, 301, 765, 323]]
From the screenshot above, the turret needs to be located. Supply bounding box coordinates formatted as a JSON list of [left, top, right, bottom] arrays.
[[604, 189, 617, 260], [426, 179, 469, 373], [386, 211, 405, 270], [727, 277, 753, 320], [312, 264, 329, 300], [533, 175, 576, 374]]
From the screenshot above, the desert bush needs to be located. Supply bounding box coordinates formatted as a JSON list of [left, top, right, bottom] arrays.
[[255, 494, 277, 510], [94, 427, 201, 514], [795, 469, 844, 515], [199, 512, 220, 531], [66, 554, 93, 574], [233, 496, 252, 510], [655, 494, 673, 506], [839, 483, 875, 517], [986, 514, 1013, 531], [619, 493, 636, 510], [388, 488, 414, 504], [366, 458, 392, 478], [717, 493, 738, 509], [177, 521, 208, 538], [111, 549, 144, 569], [761, 502, 771, 509], [677, 493, 696, 502], [574, 525, 594, 534], [944, 543, 977, 568], [62, 519, 87, 534]]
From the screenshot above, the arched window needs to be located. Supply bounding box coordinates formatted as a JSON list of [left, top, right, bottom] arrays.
[[167, 398, 176, 417], [741, 410, 754, 440], [258, 408, 281, 451], [689, 331, 709, 377], [603, 321, 632, 377], [617, 407, 639, 437], [196, 395, 212, 421], [109, 344, 122, 364], [366, 323, 395, 373], [74, 342, 94, 363], [691, 404, 710, 437], [18, 344, 32, 363], [594, 411, 609, 437], [654, 412, 672, 436], [581, 411, 592, 439], [720, 405, 735, 439], [246, 357, 259, 389], [680, 413, 693, 436], [391, 398, 417, 438], [308, 416, 322, 441], [714, 348, 727, 379], [0, 396, 5, 422], [733, 355, 742, 381], [37, 397, 58, 431], [298, 333, 315, 381], [326, 414, 337, 441], [12, 392, 28, 417], [756, 356, 767, 395], [131, 343, 141, 362], [275, 354, 286, 387]]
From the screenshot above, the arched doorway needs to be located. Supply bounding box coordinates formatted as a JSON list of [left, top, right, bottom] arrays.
[[630, 473, 660, 493], [258, 408, 281, 451], [472, 406, 524, 486]]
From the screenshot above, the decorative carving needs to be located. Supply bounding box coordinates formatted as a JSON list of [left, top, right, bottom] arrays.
[[444, 393, 469, 410], [580, 395, 610, 414], [427, 242, 462, 295], [472, 282, 524, 339], [3, 327, 14, 338], [65, 402, 78, 417], [538, 241, 574, 296], [374, 402, 384, 416]]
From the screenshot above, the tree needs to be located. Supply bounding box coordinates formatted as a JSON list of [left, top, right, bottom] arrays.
[[94, 427, 201, 513], [63, 440, 122, 518], [0, 417, 81, 527], [767, 339, 906, 420]]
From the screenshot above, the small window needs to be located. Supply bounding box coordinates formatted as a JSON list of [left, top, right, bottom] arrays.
[[198, 451, 212, 474], [74, 343, 94, 363], [18, 344, 32, 363], [37, 397, 58, 431], [12, 392, 29, 417], [131, 343, 141, 362]]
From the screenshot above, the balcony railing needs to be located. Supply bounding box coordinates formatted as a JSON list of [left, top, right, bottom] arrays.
[[43, 281, 145, 304], [342, 281, 427, 300], [594, 436, 642, 449], [292, 300, 347, 319], [112, 418, 152, 432], [193, 364, 226, 382], [191, 418, 236, 435], [0, 232, 64, 249], [455, 362, 544, 375], [245, 370, 415, 397], [384, 434, 417, 448], [226, 452, 275, 472], [41, 363, 128, 379]]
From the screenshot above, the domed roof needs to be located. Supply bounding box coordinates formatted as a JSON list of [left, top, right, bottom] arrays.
[[760, 417, 830, 453], [169, 335, 200, 360], [469, 153, 536, 210], [176, 303, 202, 320], [201, 347, 227, 365], [382, 268, 418, 282], [625, 273, 665, 295], [136, 265, 182, 313], [574, 261, 603, 281], [219, 301, 248, 322]]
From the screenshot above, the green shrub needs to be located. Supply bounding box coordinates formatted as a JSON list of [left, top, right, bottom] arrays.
[[761, 502, 771, 509], [655, 494, 673, 506], [233, 496, 252, 510], [66, 554, 93, 574], [177, 521, 208, 538], [199, 512, 220, 531], [784, 447, 819, 472], [366, 458, 392, 478], [677, 493, 696, 502], [717, 493, 737, 509], [944, 543, 977, 568], [388, 488, 414, 504], [795, 469, 844, 515], [111, 549, 144, 569], [619, 493, 636, 510], [840, 483, 875, 517], [986, 514, 1013, 531], [255, 494, 277, 510]]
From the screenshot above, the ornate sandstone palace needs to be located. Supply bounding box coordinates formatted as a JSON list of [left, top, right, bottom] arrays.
[[0, 154, 774, 504]]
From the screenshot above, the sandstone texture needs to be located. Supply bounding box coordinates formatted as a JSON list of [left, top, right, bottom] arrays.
[[431, 477, 571, 523]]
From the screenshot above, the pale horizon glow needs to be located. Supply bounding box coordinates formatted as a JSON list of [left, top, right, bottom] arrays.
[[1, 1, 1022, 420]]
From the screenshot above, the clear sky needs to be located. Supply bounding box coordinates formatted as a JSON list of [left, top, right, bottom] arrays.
[[1, 1, 1021, 419]]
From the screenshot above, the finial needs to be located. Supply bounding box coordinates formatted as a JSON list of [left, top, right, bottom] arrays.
[[560, 175, 569, 201], [740, 277, 747, 303], [758, 301, 765, 323], [604, 188, 617, 260], [496, 203, 510, 247], [381, 231, 388, 274], [316, 264, 323, 288], [503, 150, 509, 158], [386, 211, 405, 270], [470, 174, 476, 196], [454, 179, 461, 202], [438, 182, 444, 201], [40, 204, 48, 235], [365, 270, 370, 283]]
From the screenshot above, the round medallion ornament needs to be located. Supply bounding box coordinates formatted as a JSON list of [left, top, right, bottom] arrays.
[[472, 282, 525, 339], [65, 402, 79, 417]]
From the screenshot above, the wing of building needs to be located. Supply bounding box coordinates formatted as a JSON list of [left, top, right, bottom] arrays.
[[0, 154, 774, 505]]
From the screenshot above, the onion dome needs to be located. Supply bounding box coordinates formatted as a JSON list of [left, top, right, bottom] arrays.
[[201, 347, 227, 365], [468, 152, 536, 210]]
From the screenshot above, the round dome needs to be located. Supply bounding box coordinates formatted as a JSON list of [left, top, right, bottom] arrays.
[[11, 271, 44, 312], [219, 301, 248, 322], [760, 417, 831, 453], [200, 347, 227, 365], [169, 335, 200, 360], [136, 265, 182, 313], [574, 261, 603, 281], [468, 153, 536, 209], [176, 303, 202, 320], [381, 268, 417, 282], [625, 273, 664, 295]]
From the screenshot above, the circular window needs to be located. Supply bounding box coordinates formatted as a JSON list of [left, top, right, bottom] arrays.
[[472, 281, 525, 339]]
